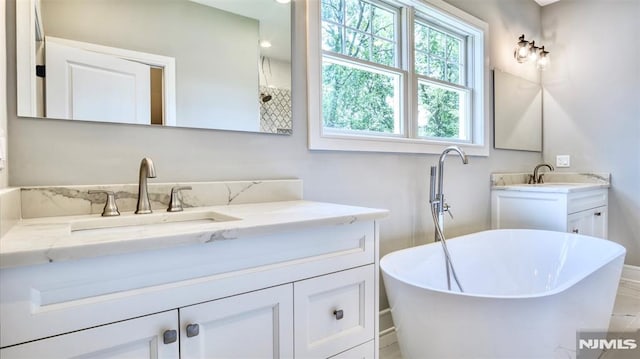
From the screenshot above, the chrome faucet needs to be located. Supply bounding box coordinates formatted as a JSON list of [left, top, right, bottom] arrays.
[[529, 163, 554, 184], [430, 146, 469, 241], [135, 157, 157, 214], [428, 145, 468, 292]]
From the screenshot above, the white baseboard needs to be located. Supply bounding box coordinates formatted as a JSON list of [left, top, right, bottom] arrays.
[[379, 328, 398, 348], [622, 264, 640, 283]]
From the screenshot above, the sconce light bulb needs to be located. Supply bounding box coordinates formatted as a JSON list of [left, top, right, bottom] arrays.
[[259, 40, 272, 48], [514, 35, 530, 63], [275, 0, 291, 3], [537, 54, 550, 70], [518, 46, 529, 57]]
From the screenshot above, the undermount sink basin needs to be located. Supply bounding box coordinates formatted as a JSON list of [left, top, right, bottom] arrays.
[[70, 210, 240, 234]]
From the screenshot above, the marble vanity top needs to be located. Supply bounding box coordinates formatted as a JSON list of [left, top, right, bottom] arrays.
[[0, 180, 388, 268], [0, 200, 387, 269], [491, 172, 610, 193]]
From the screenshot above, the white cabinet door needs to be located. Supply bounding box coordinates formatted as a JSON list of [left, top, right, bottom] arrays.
[[0, 310, 178, 359], [180, 284, 293, 359], [294, 265, 375, 359], [568, 206, 608, 238]]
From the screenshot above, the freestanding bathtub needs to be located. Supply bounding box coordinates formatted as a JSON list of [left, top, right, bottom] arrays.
[[380, 229, 626, 359]]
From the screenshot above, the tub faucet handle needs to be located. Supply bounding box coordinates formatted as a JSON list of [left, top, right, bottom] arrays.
[[443, 203, 454, 219], [88, 190, 120, 217]]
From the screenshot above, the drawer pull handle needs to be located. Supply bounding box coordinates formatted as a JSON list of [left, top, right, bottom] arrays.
[[333, 309, 344, 320], [572, 229, 579, 234], [163, 330, 177, 344], [186, 323, 200, 338], [594, 212, 602, 216]]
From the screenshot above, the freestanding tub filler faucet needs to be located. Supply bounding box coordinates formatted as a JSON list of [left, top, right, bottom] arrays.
[[135, 157, 157, 214], [429, 145, 468, 292]]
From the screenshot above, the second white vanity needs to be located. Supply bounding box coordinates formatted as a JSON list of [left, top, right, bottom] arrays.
[[0, 180, 387, 358], [491, 172, 610, 238]]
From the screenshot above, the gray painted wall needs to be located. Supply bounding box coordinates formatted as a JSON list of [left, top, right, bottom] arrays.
[[6, 0, 543, 316], [542, 0, 640, 265]]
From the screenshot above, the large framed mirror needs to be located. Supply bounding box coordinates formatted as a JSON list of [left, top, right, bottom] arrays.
[[16, 0, 292, 134], [493, 69, 542, 151]]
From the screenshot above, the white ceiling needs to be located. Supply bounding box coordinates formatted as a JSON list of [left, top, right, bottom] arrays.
[[534, 0, 561, 6]]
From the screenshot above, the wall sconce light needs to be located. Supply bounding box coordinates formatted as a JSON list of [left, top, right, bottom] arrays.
[[513, 34, 550, 70]]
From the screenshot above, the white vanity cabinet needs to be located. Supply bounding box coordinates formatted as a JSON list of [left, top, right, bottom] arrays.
[[0, 217, 382, 359], [491, 187, 608, 238]]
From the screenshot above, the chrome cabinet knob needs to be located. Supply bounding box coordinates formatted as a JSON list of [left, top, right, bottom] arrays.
[[88, 190, 120, 216], [167, 186, 192, 212]]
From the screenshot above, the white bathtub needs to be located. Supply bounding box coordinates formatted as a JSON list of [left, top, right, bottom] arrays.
[[380, 229, 626, 359]]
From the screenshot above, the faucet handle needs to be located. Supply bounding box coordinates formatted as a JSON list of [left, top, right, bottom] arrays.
[[88, 190, 120, 217], [443, 203, 454, 219], [537, 174, 546, 184], [167, 186, 192, 212]]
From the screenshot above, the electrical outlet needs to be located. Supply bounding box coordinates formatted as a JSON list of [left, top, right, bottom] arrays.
[[556, 155, 570, 168]]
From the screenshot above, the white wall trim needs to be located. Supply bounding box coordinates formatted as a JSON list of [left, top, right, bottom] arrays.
[[380, 328, 398, 348]]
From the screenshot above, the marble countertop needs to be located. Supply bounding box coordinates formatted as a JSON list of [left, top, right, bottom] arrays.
[[491, 172, 610, 193], [0, 200, 388, 269], [491, 182, 610, 193]]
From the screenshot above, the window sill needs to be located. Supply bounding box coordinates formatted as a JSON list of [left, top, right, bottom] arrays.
[[309, 132, 489, 156]]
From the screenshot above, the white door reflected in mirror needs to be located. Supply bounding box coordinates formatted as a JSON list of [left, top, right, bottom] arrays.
[[46, 38, 151, 125]]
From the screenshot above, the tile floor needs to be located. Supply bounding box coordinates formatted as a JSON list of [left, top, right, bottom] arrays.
[[380, 279, 640, 359]]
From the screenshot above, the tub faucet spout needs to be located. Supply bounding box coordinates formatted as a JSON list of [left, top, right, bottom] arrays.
[[135, 157, 156, 214], [431, 146, 469, 234]]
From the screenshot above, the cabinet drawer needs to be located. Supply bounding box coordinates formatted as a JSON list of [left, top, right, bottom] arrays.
[[568, 189, 608, 214], [294, 265, 375, 358], [329, 340, 375, 359]]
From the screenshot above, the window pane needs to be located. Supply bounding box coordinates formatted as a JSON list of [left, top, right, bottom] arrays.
[[429, 58, 445, 80], [415, 21, 465, 85], [322, 60, 401, 134], [372, 38, 394, 66], [322, 0, 397, 67], [345, 29, 371, 61], [322, 22, 342, 52], [446, 63, 460, 84], [345, 0, 371, 31], [417, 81, 468, 140], [446, 36, 461, 63], [429, 29, 446, 58], [321, 0, 343, 24], [372, 6, 395, 40], [415, 53, 429, 75], [415, 22, 429, 53]]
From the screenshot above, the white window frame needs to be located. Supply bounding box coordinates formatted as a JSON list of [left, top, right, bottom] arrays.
[[307, 0, 490, 156]]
